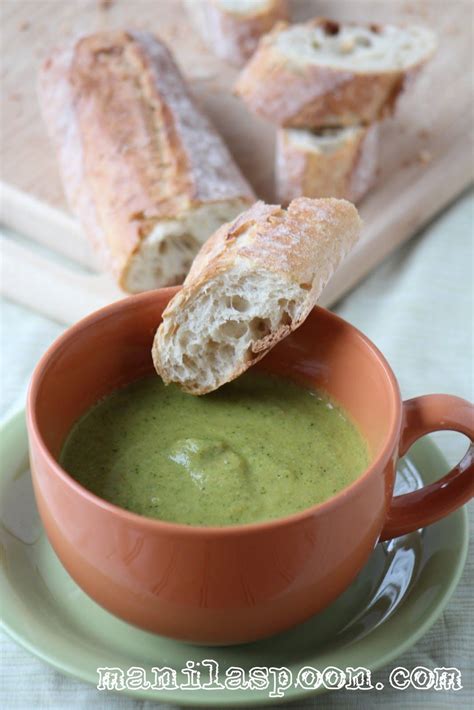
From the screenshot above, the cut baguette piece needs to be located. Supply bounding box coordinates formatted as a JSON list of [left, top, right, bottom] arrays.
[[185, 0, 289, 67], [153, 197, 361, 394], [234, 17, 437, 127], [276, 124, 379, 205], [38, 30, 254, 293]]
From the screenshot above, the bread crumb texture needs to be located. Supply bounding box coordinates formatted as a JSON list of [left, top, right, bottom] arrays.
[[153, 197, 361, 394]]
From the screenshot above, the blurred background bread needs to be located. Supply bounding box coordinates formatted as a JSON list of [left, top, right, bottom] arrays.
[[38, 30, 255, 293], [276, 124, 379, 204], [234, 17, 437, 127], [185, 0, 289, 67]]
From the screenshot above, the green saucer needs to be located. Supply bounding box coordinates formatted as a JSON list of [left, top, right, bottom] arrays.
[[0, 411, 468, 706]]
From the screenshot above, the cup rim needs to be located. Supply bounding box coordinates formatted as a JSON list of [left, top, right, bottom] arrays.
[[27, 289, 402, 537]]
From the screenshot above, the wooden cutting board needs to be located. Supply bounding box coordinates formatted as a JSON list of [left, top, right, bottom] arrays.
[[1, 0, 473, 323]]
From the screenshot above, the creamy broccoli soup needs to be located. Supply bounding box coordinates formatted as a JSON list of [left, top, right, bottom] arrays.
[[60, 371, 369, 526]]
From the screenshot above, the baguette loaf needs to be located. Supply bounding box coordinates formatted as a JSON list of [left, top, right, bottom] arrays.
[[276, 124, 379, 204], [186, 0, 289, 67], [153, 197, 361, 394], [234, 18, 437, 127], [38, 31, 255, 293]]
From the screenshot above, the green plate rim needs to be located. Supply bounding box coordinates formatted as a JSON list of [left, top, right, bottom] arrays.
[[0, 409, 469, 706]]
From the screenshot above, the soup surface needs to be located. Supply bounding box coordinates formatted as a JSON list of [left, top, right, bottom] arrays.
[[60, 371, 369, 526]]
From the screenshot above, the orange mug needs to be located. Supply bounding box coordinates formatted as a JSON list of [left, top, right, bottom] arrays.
[[27, 288, 474, 644]]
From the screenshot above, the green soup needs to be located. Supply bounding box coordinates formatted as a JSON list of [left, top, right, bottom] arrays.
[[60, 371, 369, 526]]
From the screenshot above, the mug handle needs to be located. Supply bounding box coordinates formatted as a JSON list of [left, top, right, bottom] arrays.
[[380, 394, 474, 541]]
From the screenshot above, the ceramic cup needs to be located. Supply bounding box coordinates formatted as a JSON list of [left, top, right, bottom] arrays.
[[27, 288, 474, 645]]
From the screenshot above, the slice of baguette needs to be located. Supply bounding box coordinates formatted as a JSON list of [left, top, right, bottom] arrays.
[[152, 197, 361, 394], [186, 0, 289, 67], [38, 31, 255, 293], [234, 17, 437, 127], [276, 124, 379, 205]]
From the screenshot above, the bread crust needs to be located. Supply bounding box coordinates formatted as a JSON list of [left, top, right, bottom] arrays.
[[38, 30, 254, 290], [276, 124, 379, 204], [187, 0, 289, 67], [234, 18, 436, 127], [153, 197, 362, 394]]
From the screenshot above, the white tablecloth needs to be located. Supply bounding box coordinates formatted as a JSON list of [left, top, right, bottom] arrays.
[[1, 192, 473, 708]]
